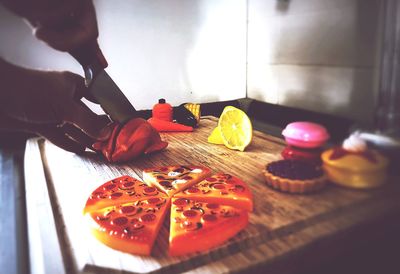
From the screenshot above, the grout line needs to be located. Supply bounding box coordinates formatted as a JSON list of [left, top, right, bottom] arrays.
[[264, 63, 376, 69]]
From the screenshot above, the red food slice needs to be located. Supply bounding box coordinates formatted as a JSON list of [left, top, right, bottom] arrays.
[[143, 165, 211, 196], [93, 118, 168, 163], [169, 198, 248, 256], [174, 173, 253, 211], [84, 176, 167, 213], [85, 197, 170, 255]]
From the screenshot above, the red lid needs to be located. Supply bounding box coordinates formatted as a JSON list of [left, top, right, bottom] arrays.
[[152, 99, 172, 121]]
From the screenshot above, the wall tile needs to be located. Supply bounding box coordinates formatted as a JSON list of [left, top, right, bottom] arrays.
[[247, 65, 279, 104], [248, 0, 380, 68], [247, 64, 377, 123], [248, 0, 382, 124], [249, 0, 367, 19]]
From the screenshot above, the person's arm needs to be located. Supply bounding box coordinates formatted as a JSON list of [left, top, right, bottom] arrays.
[[0, 58, 112, 153], [0, 0, 114, 152], [1, 0, 98, 52]]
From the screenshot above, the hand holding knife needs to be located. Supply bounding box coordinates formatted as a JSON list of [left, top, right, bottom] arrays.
[[0, 0, 168, 159], [70, 40, 168, 162], [69, 40, 138, 124]]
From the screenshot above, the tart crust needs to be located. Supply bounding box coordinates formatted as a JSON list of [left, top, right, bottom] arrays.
[[263, 162, 327, 194]]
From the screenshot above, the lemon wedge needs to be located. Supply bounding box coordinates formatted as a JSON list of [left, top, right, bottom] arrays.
[[218, 106, 253, 151], [208, 126, 224, 145]]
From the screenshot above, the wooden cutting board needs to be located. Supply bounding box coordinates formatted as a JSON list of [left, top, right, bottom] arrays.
[[24, 116, 400, 274]]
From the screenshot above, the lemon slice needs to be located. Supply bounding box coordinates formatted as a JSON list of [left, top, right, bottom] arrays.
[[208, 126, 224, 145], [218, 106, 253, 151]]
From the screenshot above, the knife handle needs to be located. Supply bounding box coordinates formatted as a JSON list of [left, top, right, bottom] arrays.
[[69, 40, 108, 70]]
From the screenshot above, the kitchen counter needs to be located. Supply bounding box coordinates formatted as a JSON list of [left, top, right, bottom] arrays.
[[20, 116, 400, 274]]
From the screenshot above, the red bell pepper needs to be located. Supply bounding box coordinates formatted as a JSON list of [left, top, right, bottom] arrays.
[[93, 118, 168, 163]]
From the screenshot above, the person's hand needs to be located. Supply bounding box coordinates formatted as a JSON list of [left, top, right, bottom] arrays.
[[1, 0, 98, 52], [0, 59, 113, 153]]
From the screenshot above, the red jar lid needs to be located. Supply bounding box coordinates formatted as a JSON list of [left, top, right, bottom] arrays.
[[281, 146, 322, 164]]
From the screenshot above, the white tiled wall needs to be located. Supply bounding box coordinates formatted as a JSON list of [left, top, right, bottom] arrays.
[[0, 0, 382, 123], [247, 0, 381, 123], [0, 0, 247, 111]]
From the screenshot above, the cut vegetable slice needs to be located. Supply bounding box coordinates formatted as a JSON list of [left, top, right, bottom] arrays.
[[143, 165, 211, 196], [85, 197, 170, 255], [169, 198, 248, 256], [84, 176, 166, 213], [174, 173, 253, 211]]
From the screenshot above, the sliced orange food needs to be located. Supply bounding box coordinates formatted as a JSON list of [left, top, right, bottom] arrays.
[[169, 197, 248, 256], [174, 173, 253, 212], [143, 165, 211, 196], [84, 175, 165, 214], [85, 197, 170, 255]]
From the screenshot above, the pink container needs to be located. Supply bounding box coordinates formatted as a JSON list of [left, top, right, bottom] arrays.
[[282, 121, 330, 148]]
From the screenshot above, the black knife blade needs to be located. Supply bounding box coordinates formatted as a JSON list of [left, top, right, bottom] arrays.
[[70, 40, 137, 124]]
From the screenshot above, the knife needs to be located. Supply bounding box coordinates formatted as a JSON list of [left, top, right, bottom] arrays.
[[69, 40, 137, 123]]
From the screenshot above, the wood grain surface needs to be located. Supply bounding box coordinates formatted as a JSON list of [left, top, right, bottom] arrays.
[[24, 116, 400, 274]]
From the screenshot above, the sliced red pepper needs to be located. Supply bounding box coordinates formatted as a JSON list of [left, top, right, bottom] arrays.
[[93, 118, 168, 163]]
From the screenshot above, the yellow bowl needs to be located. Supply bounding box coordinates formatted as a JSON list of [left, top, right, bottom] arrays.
[[321, 148, 388, 189]]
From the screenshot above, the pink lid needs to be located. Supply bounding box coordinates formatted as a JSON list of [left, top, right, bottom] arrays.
[[282, 122, 330, 143]]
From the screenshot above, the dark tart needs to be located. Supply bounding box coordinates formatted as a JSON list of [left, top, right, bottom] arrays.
[[264, 160, 327, 193]]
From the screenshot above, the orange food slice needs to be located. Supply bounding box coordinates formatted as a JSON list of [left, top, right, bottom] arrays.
[[169, 197, 248, 256], [85, 197, 170, 255], [143, 165, 211, 196], [84, 176, 166, 214], [174, 173, 253, 212]]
